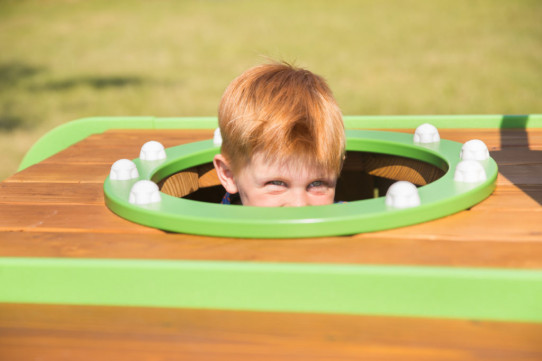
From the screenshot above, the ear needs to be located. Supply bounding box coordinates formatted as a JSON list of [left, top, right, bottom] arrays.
[[213, 154, 239, 194]]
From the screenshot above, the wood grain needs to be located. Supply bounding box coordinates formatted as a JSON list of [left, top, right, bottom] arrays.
[[1, 230, 541, 268], [1, 303, 541, 361], [159, 168, 200, 198], [0, 204, 160, 234]]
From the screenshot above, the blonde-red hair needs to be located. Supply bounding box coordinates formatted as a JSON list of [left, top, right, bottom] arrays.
[[218, 62, 345, 176]]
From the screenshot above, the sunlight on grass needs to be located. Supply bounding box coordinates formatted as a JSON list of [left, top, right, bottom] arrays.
[[1, 0, 541, 179]]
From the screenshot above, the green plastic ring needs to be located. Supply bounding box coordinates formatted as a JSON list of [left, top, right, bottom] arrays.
[[104, 129, 498, 238]]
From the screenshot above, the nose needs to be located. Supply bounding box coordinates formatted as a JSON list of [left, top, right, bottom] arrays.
[[286, 189, 309, 207]]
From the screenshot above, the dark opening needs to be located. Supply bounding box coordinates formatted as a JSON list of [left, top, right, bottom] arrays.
[[158, 151, 446, 203]]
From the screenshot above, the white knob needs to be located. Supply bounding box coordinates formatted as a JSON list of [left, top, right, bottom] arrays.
[[213, 128, 223, 146], [129, 180, 161, 205], [140, 141, 166, 161], [385, 181, 421, 209], [110, 159, 139, 180], [454, 160, 487, 183], [460, 139, 490, 161], [414, 123, 440, 144]]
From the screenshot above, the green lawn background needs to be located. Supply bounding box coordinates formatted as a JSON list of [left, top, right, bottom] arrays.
[[1, 0, 541, 180]]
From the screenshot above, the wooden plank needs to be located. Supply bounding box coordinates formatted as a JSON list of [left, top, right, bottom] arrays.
[[4, 163, 111, 183], [354, 128, 542, 149], [1, 303, 541, 361], [198, 162, 220, 188], [431, 128, 542, 149], [0, 198, 540, 241], [1, 230, 542, 268], [41, 130, 214, 165], [368, 209, 542, 242], [159, 168, 199, 198], [0, 182, 104, 205], [491, 149, 542, 165], [0, 204, 159, 234], [343, 152, 445, 186], [472, 185, 542, 211], [497, 165, 542, 187], [31, 128, 542, 168]]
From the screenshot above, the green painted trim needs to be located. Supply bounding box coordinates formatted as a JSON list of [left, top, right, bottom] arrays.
[[154, 116, 218, 129], [344, 114, 542, 129], [17, 116, 218, 171], [18, 114, 542, 172], [1, 258, 541, 323], [19, 116, 153, 171]]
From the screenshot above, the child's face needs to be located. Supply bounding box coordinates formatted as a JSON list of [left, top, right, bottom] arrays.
[[232, 155, 337, 207]]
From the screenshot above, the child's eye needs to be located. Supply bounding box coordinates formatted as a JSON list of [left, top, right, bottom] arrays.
[[308, 180, 326, 189], [308, 180, 331, 193], [267, 180, 286, 187]]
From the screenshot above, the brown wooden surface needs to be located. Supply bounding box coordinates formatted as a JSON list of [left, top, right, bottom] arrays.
[[1, 128, 541, 360], [1, 303, 541, 361]]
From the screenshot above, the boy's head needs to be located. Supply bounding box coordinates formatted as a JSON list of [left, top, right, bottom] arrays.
[[213, 62, 345, 207]]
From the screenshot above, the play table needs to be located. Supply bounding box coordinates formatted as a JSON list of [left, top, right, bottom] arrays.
[[1, 115, 541, 360]]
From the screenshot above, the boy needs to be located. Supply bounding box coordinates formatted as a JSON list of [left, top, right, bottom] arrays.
[[213, 62, 345, 207]]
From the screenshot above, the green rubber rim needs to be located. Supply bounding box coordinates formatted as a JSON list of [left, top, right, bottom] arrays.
[[104, 129, 498, 238]]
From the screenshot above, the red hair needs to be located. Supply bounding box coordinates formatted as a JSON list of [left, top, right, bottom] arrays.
[[218, 62, 345, 175]]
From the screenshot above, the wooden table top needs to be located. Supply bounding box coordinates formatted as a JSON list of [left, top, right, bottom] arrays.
[[1, 127, 541, 360], [1, 128, 541, 267]]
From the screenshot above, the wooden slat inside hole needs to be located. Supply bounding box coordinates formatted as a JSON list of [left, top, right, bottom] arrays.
[[158, 167, 199, 198]]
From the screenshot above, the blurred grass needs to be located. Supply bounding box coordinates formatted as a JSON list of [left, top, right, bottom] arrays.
[[1, 0, 541, 180]]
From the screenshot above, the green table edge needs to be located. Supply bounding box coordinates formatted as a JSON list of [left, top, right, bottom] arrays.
[[1, 257, 541, 323], [18, 114, 542, 171]]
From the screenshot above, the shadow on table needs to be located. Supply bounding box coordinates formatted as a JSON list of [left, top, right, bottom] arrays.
[[490, 115, 541, 205]]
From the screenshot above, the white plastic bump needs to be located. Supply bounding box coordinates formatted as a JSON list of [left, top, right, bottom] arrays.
[[385, 181, 421, 209], [213, 128, 223, 146], [414, 123, 440, 144], [140, 141, 166, 161], [460, 139, 490, 161], [129, 180, 161, 205], [454, 160, 487, 183], [110, 159, 139, 180]]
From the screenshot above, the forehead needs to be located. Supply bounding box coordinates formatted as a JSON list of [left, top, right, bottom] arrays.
[[246, 153, 334, 179]]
